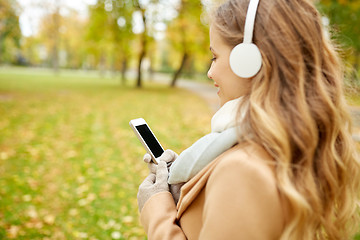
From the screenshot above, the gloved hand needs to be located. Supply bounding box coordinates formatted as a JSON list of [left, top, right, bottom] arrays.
[[143, 149, 178, 174], [143, 149, 183, 205], [137, 161, 169, 212]]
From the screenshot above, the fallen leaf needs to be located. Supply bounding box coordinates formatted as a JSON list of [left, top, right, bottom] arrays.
[[26, 206, 38, 219], [44, 214, 55, 225], [122, 216, 133, 224], [6, 225, 20, 239], [111, 231, 122, 239], [22, 194, 32, 202]]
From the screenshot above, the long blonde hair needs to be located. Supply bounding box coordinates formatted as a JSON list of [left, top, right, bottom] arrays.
[[213, 0, 360, 239]]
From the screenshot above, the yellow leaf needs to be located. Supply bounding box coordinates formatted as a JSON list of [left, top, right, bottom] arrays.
[[6, 225, 20, 239], [43, 214, 56, 225]]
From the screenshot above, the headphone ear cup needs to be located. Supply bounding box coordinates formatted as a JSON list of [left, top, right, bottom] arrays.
[[229, 43, 262, 78]]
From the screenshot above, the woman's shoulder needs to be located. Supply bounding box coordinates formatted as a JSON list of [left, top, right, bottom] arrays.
[[206, 142, 282, 208], [204, 142, 285, 238], [212, 142, 277, 186]]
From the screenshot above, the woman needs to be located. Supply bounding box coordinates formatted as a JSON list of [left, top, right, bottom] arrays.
[[137, 0, 360, 239]]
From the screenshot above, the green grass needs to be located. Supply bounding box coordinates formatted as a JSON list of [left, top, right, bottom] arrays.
[[1, 67, 359, 239], [0, 67, 212, 239]]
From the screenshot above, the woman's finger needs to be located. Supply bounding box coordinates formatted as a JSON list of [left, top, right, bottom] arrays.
[[156, 161, 169, 183], [159, 149, 178, 163], [148, 162, 157, 174], [143, 153, 152, 163]]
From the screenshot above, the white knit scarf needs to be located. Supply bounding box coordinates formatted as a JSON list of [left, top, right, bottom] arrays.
[[168, 97, 245, 184]]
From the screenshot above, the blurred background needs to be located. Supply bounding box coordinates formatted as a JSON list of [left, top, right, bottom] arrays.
[[0, 0, 359, 239], [1, 0, 214, 87], [0, 0, 358, 88]]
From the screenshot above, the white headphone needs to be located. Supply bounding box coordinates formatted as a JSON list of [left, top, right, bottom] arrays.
[[229, 0, 262, 78]]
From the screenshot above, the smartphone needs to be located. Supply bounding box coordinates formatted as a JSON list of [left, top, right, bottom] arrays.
[[129, 118, 164, 164]]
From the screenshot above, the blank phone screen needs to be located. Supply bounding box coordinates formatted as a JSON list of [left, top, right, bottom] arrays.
[[136, 124, 164, 158]]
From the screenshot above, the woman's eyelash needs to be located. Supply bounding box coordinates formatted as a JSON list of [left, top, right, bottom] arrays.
[[211, 57, 216, 61]]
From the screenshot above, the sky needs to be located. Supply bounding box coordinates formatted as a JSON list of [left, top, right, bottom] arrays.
[[16, 0, 180, 40], [17, 0, 97, 37]]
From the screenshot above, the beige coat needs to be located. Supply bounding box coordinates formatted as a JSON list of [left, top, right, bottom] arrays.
[[140, 143, 286, 239]]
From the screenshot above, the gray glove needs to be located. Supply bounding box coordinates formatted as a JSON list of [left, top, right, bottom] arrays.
[[137, 161, 169, 212], [143, 149, 183, 205], [143, 149, 178, 174]]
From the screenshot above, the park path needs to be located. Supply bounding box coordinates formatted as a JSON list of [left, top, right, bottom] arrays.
[[176, 79, 220, 113]]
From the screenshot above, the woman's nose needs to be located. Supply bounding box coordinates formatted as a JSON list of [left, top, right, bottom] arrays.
[[207, 68, 213, 80]]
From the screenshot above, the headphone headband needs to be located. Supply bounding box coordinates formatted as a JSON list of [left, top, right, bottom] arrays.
[[229, 0, 262, 78], [243, 0, 260, 44]]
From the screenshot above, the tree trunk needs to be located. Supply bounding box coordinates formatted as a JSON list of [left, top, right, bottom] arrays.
[[99, 54, 105, 77], [171, 52, 188, 87], [137, 50, 145, 88], [136, 8, 147, 88], [121, 59, 127, 85]]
